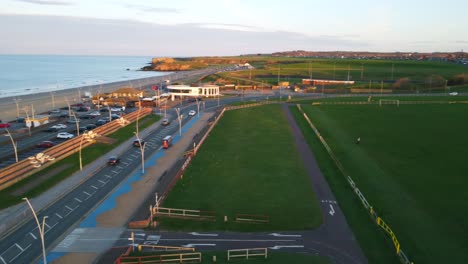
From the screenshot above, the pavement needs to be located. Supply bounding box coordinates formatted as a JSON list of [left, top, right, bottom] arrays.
[[47, 112, 215, 263]]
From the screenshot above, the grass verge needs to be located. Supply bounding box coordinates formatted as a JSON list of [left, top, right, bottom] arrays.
[[159, 104, 322, 231]]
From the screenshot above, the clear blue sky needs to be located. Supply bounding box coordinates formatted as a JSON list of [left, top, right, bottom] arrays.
[[0, 0, 467, 56]]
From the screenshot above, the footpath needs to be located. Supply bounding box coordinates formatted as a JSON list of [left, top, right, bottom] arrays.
[[49, 112, 214, 264]]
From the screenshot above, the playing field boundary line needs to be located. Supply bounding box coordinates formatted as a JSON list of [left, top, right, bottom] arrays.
[[296, 104, 414, 264]]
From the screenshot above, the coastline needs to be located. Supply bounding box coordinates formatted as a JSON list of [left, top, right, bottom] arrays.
[[0, 74, 173, 123]]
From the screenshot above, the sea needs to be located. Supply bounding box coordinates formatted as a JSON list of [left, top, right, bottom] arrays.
[[0, 55, 167, 99]]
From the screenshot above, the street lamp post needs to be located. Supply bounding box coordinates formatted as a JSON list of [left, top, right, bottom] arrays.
[[23, 107, 32, 136], [50, 92, 55, 109], [196, 99, 200, 117], [14, 98, 21, 118], [5, 128, 18, 162], [136, 102, 142, 135], [175, 108, 182, 136], [134, 132, 146, 173], [70, 111, 80, 136], [79, 131, 96, 171], [22, 197, 48, 264]]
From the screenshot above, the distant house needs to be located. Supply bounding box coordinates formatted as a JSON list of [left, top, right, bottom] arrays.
[[234, 63, 254, 70], [111, 88, 143, 98]]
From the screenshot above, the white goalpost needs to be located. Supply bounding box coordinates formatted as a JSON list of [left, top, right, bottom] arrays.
[[379, 99, 400, 107]]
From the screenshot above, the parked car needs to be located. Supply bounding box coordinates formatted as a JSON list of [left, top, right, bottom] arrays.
[[188, 110, 196, 116], [37, 141, 55, 148], [57, 132, 74, 139], [49, 109, 61, 114], [75, 127, 87, 133], [133, 139, 145, 147], [51, 124, 67, 129], [59, 112, 70, 118], [107, 156, 120, 166], [110, 107, 123, 112], [88, 111, 101, 116], [16, 117, 25, 123], [161, 119, 170, 126], [86, 124, 97, 130], [95, 119, 108, 126], [67, 118, 80, 124], [0, 123, 11, 128]]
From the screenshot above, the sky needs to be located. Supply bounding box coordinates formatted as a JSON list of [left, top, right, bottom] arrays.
[[0, 0, 467, 56]]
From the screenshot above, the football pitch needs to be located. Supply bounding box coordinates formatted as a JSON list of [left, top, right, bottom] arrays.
[[295, 102, 468, 264]]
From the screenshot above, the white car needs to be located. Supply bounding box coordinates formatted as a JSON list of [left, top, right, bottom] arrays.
[[57, 132, 74, 139], [51, 124, 67, 129], [88, 111, 101, 116], [111, 107, 123, 112], [188, 110, 196, 116]]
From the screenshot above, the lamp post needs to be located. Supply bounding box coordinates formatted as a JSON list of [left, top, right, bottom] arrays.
[[136, 102, 142, 135], [70, 111, 80, 136], [22, 197, 48, 264], [175, 108, 182, 136], [14, 98, 21, 118], [23, 107, 32, 136], [5, 128, 18, 162], [196, 99, 200, 117], [50, 92, 55, 109], [79, 130, 96, 171], [134, 132, 146, 173]]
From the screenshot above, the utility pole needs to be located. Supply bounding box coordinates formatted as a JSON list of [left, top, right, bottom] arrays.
[[347, 65, 350, 81], [391, 63, 394, 80]]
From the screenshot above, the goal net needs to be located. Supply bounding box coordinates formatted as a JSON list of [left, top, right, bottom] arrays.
[[379, 99, 400, 107]]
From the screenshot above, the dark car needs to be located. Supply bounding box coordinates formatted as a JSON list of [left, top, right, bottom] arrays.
[[37, 141, 55, 148], [43, 127, 59, 132], [16, 117, 25, 123], [133, 139, 145, 147], [59, 112, 70, 118], [107, 156, 120, 166], [86, 124, 97, 130]]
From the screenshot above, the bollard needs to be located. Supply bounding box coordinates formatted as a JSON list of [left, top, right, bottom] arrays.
[[212, 255, 217, 262], [224, 216, 228, 222]]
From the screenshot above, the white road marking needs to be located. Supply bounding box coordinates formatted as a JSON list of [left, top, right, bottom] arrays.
[[55, 213, 63, 219], [9, 243, 31, 262], [329, 204, 335, 216], [122, 161, 129, 165], [0, 255, 7, 264], [15, 243, 23, 251], [98, 180, 107, 186], [83, 191, 92, 197], [104, 175, 112, 178], [182, 243, 215, 247], [188, 232, 218, 237], [130, 154, 138, 158], [29, 232, 37, 239], [269, 233, 302, 238], [269, 245, 304, 250], [91, 185, 98, 189], [112, 169, 121, 173], [74, 197, 82, 203]]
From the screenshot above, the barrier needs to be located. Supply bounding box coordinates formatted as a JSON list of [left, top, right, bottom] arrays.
[[296, 104, 414, 264], [235, 214, 269, 224], [117, 252, 201, 264], [154, 207, 216, 221], [227, 248, 268, 260]]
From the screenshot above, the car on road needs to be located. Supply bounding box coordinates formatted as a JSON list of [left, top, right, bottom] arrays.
[[51, 124, 67, 129], [67, 118, 80, 124], [86, 124, 97, 130], [107, 156, 120, 166], [188, 110, 196, 116], [0, 123, 11, 128], [36, 141, 55, 148], [88, 111, 101, 116], [49, 109, 61, 114], [16, 117, 25, 123], [133, 139, 145, 147], [161, 118, 170, 126], [110, 106, 123, 112], [43, 127, 59, 132], [57, 132, 74, 139]]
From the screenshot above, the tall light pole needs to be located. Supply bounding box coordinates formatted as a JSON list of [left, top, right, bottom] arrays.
[[23, 107, 31, 136], [70, 111, 80, 136], [14, 98, 21, 118], [134, 132, 146, 174], [175, 108, 182, 136], [22, 197, 48, 264], [196, 99, 201, 117], [136, 101, 142, 135], [5, 128, 18, 162], [79, 130, 96, 171]]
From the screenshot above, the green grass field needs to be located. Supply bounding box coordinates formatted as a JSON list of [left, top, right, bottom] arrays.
[[294, 103, 468, 264], [0, 114, 160, 209], [159, 104, 322, 231]]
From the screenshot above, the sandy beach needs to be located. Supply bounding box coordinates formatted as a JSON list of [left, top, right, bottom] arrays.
[[0, 73, 179, 123]]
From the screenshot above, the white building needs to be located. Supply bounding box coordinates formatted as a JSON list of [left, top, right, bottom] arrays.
[[167, 85, 219, 101]]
